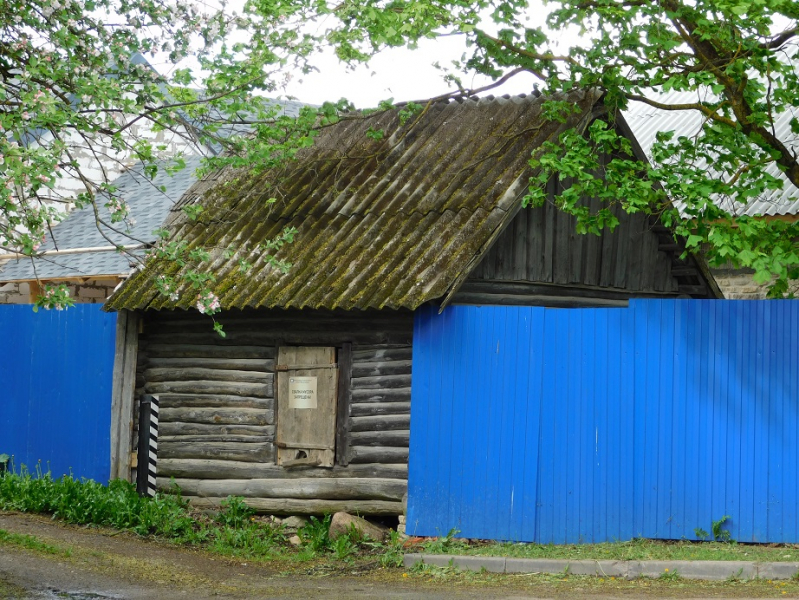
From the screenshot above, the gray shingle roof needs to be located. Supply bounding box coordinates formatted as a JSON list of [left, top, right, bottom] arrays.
[[624, 91, 799, 217], [0, 155, 202, 282]]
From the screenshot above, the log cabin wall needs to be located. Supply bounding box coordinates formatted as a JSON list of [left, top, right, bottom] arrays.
[[134, 308, 413, 516]]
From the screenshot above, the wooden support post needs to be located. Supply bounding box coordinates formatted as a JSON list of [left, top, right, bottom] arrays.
[[109, 310, 139, 481], [137, 395, 159, 497], [336, 342, 352, 467], [27, 280, 41, 303]]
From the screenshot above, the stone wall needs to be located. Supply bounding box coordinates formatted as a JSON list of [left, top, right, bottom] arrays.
[[0, 281, 29, 304], [712, 268, 799, 300], [0, 278, 121, 304]]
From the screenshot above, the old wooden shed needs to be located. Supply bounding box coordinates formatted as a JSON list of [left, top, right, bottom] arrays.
[[106, 89, 720, 515]]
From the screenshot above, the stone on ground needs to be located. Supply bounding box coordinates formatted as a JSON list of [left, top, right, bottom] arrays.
[[281, 516, 310, 530], [329, 512, 389, 542]]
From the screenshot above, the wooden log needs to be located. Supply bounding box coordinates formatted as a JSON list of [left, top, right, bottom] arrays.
[[159, 422, 274, 437], [161, 477, 407, 501], [145, 330, 411, 347], [350, 414, 410, 432], [157, 394, 272, 410], [160, 407, 273, 426], [149, 315, 407, 333], [349, 446, 409, 464], [350, 374, 412, 390], [335, 342, 352, 467], [110, 310, 139, 482], [350, 388, 411, 403], [146, 357, 275, 372], [144, 380, 272, 398], [158, 442, 275, 463], [351, 348, 412, 362], [184, 496, 403, 516], [349, 430, 410, 447], [160, 435, 273, 443], [157, 459, 407, 480], [351, 360, 412, 378], [144, 368, 272, 385], [144, 344, 275, 359], [350, 402, 410, 417]]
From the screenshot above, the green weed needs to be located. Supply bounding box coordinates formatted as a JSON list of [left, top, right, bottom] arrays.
[[712, 515, 733, 542], [376, 530, 406, 568], [298, 515, 332, 553], [210, 523, 283, 558], [0, 528, 70, 556], [215, 496, 255, 529], [422, 528, 466, 553], [695, 516, 733, 542], [332, 531, 360, 560], [423, 536, 795, 563], [658, 567, 681, 581]]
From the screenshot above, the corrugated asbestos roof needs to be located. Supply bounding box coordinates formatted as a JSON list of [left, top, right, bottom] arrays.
[[624, 90, 799, 217], [0, 156, 202, 282], [107, 89, 603, 311]]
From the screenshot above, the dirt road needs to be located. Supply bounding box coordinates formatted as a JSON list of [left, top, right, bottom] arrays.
[[0, 512, 795, 599]]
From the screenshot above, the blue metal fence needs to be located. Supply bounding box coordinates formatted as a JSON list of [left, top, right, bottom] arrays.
[[408, 300, 799, 544], [1, 304, 117, 482]]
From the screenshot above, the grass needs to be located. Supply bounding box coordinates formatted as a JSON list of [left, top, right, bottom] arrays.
[[0, 528, 71, 557], [0, 468, 399, 564], [416, 535, 799, 563], [400, 563, 799, 598], [4, 465, 799, 578]]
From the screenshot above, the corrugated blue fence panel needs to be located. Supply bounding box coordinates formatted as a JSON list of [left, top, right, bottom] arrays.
[[408, 300, 799, 544], [0, 305, 117, 482]]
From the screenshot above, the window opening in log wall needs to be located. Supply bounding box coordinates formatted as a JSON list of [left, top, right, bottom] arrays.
[[276, 346, 338, 468]]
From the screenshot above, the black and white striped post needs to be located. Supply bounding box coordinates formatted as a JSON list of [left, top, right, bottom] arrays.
[[136, 394, 159, 497]]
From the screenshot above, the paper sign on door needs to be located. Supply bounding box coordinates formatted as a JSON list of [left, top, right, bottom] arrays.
[[288, 376, 317, 409]]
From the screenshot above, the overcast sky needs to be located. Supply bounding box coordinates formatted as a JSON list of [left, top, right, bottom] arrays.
[[282, 35, 542, 108]]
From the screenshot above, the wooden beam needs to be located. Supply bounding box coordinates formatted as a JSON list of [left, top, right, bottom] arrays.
[[453, 281, 682, 302], [157, 459, 407, 480], [109, 310, 139, 482], [27, 280, 41, 303], [678, 284, 708, 295], [158, 477, 407, 501], [670, 266, 699, 277], [184, 496, 403, 516], [336, 342, 352, 467]]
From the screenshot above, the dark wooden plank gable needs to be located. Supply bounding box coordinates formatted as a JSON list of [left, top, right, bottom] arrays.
[[465, 195, 680, 295], [456, 108, 721, 302]]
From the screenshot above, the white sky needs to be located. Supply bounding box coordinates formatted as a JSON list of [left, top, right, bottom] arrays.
[[281, 35, 542, 108], [156, 0, 575, 108]]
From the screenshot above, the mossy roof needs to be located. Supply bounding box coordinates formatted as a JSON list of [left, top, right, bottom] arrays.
[[107, 89, 602, 312]]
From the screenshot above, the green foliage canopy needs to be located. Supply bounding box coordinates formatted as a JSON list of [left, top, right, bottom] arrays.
[[275, 0, 799, 293], [3, 0, 799, 305]]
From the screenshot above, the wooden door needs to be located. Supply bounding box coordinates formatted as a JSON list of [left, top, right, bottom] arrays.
[[276, 347, 338, 468]]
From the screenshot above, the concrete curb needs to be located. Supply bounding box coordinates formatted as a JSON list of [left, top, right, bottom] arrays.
[[403, 554, 799, 581]]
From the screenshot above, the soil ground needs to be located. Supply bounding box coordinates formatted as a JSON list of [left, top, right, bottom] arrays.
[[0, 512, 798, 599]]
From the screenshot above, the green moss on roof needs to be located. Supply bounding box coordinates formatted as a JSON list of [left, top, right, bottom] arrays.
[[107, 90, 601, 312]]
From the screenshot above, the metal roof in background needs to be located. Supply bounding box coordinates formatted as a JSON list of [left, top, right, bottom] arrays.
[[107, 89, 604, 312], [0, 156, 203, 282], [624, 90, 799, 217]]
